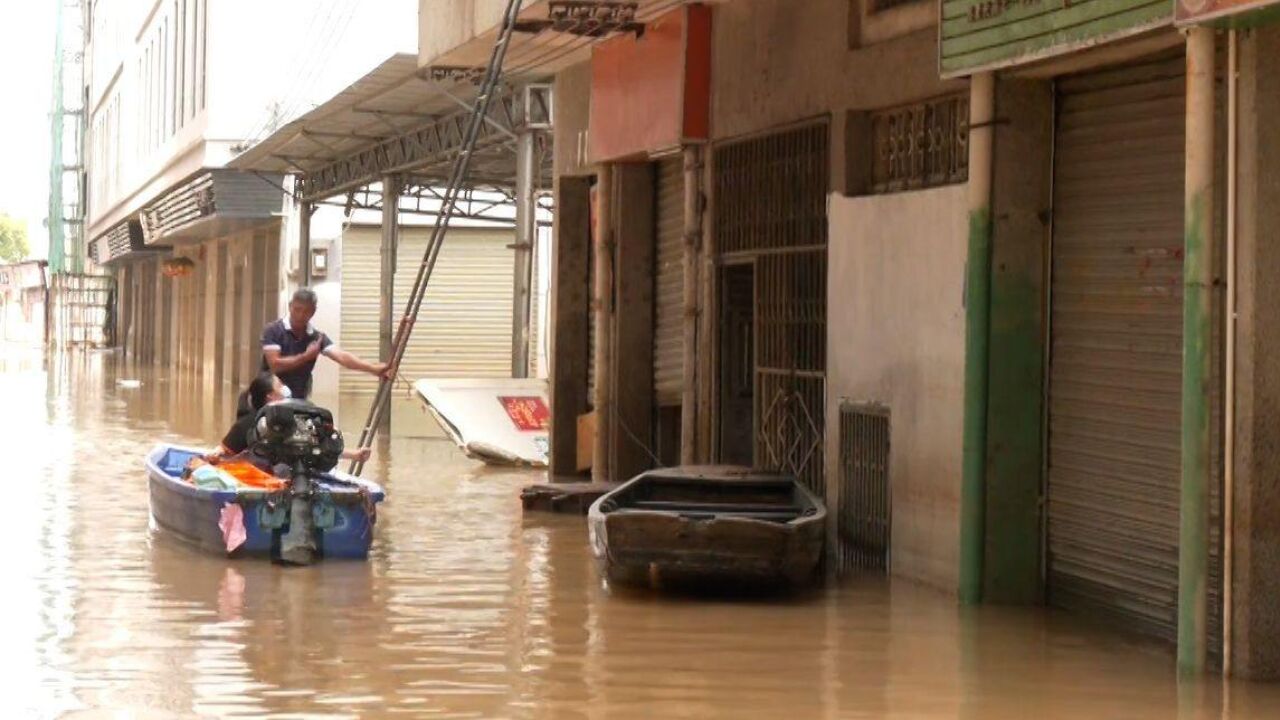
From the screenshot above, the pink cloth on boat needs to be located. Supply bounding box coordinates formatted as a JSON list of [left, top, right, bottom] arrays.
[[219, 503, 247, 553]]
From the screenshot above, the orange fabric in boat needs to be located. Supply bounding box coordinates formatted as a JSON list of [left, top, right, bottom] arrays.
[[185, 457, 287, 491], [218, 461, 287, 491]]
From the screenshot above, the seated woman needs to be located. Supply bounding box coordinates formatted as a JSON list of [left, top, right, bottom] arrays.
[[205, 373, 371, 466]]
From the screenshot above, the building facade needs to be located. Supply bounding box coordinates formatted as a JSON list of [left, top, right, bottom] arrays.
[[83, 0, 415, 392], [0, 262, 49, 345], [94, 0, 1279, 679], [414, 0, 1280, 678]]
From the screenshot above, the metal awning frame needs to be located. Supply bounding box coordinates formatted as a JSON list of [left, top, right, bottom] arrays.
[[324, 182, 554, 226], [273, 79, 553, 203], [229, 2, 682, 205]]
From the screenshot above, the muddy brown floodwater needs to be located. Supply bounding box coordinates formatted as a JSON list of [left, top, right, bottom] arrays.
[[4, 348, 1280, 719]]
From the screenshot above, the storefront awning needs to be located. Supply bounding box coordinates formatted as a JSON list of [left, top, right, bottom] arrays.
[[227, 54, 553, 202], [229, 4, 698, 203]]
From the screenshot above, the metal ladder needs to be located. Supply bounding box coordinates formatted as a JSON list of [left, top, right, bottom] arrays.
[[349, 0, 526, 476]]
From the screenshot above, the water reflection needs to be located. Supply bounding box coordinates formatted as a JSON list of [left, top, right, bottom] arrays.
[[2, 347, 1280, 718]]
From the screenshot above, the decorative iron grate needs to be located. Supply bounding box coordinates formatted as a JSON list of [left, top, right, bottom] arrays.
[[870, 94, 969, 194], [758, 375, 827, 498], [838, 403, 890, 572]]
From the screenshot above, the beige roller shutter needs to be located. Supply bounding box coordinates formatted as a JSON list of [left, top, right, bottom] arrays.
[[654, 156, 685, 407], [340, 225, 515, 395], [529, 225, 548, 379], [529, 230, 541, 379], [1047, 53, 1222, 649]]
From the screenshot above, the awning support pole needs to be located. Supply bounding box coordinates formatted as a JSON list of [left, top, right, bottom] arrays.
[[1178, 26, 1215, 677], [379, 174, 402, 432], [299, 195, 313, 288], [512, 128, 536, 378], [960, 70, 995, 606]]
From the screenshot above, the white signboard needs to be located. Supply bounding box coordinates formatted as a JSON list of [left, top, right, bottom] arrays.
[[413, 378, 550, 467]]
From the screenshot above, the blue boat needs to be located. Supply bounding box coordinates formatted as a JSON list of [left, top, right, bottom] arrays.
[[145, 443, 385, 560]]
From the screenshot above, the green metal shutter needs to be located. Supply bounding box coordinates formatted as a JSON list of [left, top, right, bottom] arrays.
[[654, 156, 685, 407], [339, 226, 515, 395], [1047, 53, 1222, 649]]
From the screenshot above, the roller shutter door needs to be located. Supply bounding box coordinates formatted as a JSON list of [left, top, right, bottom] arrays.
[[340, 226, 515, 395], [1047, 53, 1222, 650], [654, 156, 685, 407]]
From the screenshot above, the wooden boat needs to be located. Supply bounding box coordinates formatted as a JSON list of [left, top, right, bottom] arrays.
[[145, 443, 385, 560], [587, 466, 826, 589]]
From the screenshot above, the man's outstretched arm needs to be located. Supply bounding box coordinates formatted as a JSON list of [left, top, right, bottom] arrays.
[[324, 345, 391, 379]]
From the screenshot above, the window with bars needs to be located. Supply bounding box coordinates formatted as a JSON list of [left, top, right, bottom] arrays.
[[868, 94, 969, 194]]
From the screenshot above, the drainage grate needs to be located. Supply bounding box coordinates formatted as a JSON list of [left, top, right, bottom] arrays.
[[838, 403, 891, 572]]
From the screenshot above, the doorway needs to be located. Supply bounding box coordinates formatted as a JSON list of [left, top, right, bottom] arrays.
[[718, 263, 754, 466]]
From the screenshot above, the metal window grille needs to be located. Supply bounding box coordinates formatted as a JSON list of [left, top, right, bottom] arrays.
[[838, 403, 890, 572], [870, 94, 969, 194], [713, 123, 829, 256]]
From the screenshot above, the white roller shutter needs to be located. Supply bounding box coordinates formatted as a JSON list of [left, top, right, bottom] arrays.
[[340, 225, 515, 395]]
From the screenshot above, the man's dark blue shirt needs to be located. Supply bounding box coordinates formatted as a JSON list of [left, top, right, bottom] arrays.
[[260, 317, 334, 400]]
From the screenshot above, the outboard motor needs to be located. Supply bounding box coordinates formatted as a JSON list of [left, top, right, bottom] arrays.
[[247, 400, 345, 565]]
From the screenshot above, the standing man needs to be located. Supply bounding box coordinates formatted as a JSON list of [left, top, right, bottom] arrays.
[[261, 288, 390, 400]]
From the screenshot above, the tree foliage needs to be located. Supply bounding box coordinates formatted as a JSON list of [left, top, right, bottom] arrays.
[[0, 215, 30, 263]]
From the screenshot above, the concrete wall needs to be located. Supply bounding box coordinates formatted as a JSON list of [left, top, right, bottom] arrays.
[[418, 0, 514, 66], [710, 0, 964, 190], [982, 78, 1053, 604], [1229, 24, 1280, 681], [309, 237, 343, 406], [827, 185, 969, 590], [548, 176, 592, 477], [553, 61, 593, 179]]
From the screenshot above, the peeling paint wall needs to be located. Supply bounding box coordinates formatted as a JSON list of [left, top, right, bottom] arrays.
[[827, 185, 969, 590]]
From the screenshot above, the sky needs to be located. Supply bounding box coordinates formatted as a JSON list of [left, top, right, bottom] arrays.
[[0, 2, 57, 260]]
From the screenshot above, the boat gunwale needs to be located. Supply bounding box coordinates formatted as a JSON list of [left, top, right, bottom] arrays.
[[589, 468, 827, 529], [144, 443, 387, 504]]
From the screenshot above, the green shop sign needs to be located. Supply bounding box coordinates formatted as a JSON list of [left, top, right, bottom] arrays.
[[940, 0, 1172, 77]]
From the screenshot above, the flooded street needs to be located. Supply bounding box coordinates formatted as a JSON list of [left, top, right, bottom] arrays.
[[4, 348, 1280, 718]]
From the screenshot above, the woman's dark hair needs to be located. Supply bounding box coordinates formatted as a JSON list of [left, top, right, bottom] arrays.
[[247, 373, 277, 411]]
